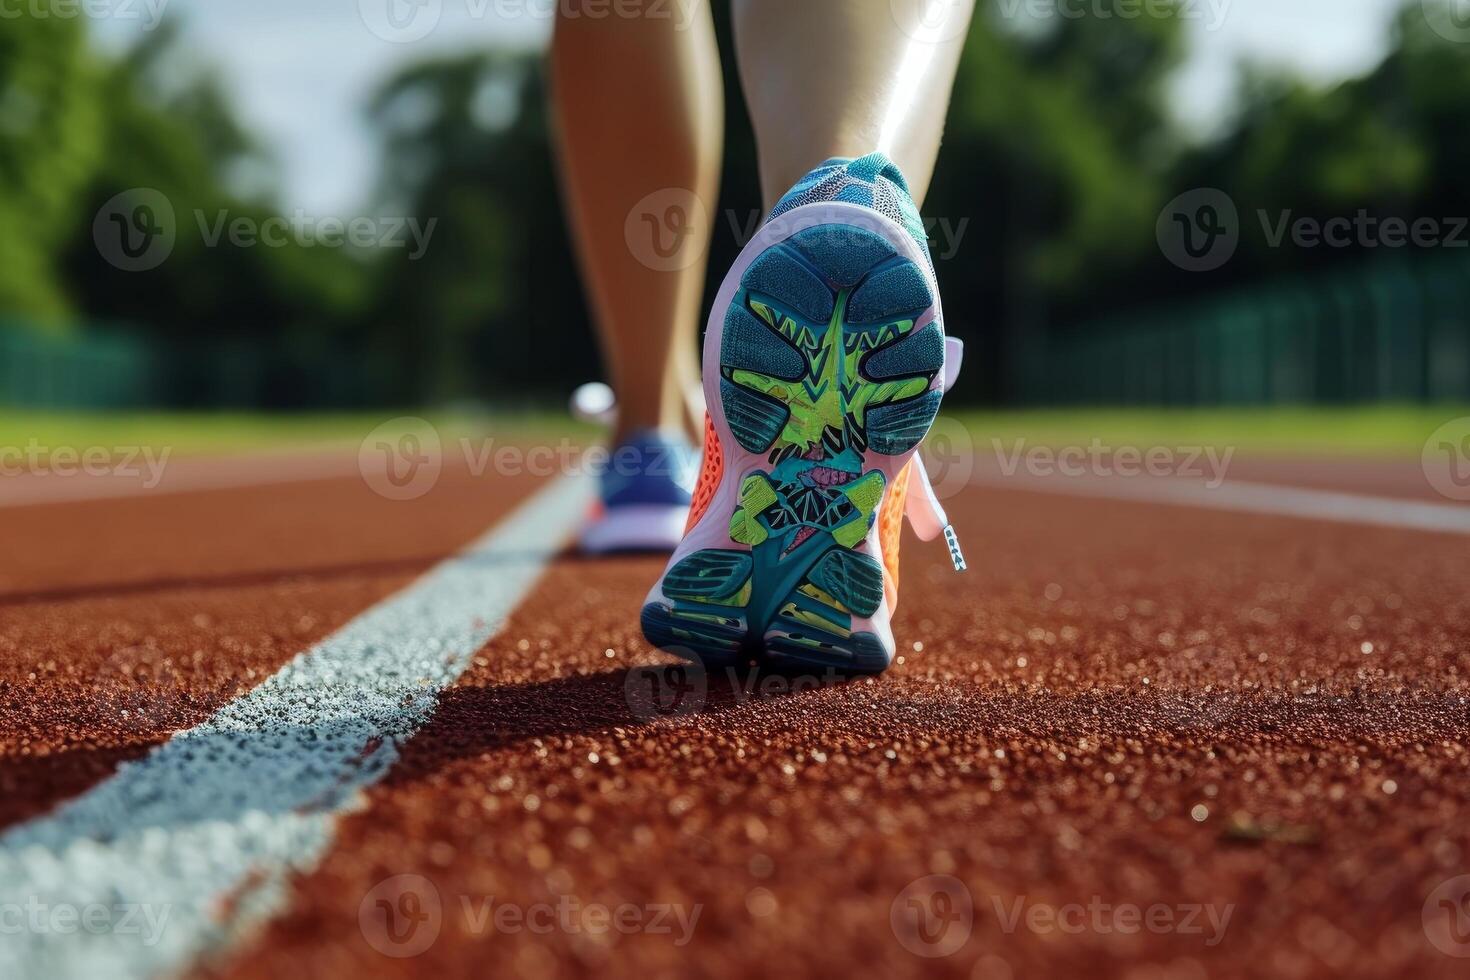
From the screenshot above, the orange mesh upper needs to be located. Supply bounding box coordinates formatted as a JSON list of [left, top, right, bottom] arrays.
[[878, 460, 913, 614], [684, 413, 724, 534]]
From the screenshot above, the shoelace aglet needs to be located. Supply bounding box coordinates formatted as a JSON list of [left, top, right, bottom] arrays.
[[943, 524, 966, 572]]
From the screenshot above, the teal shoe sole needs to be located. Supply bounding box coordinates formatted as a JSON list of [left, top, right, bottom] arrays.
[[642, 219, 945, 674]]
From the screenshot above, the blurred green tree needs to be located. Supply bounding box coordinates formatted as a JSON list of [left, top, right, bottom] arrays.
[[0, 15, 100, 323], [924, 1, 1185, 401], [52, 21, 378, 406], [365, 50, 597, 406], [4, 0, 1467, 410]]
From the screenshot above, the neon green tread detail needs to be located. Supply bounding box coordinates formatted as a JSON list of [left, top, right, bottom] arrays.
[[688, 579, 752, 608], [842, 470, 885, 514], [798, 581, 847, 612], [832, 471, 885, 548], [728, 286, 934, 457], [779, 602, 852, 638], [730, 474, 778, 545]]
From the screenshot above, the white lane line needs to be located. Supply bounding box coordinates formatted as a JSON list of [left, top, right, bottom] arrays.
[[971, 473, 1470, 536], [0, 474, 591, 979]]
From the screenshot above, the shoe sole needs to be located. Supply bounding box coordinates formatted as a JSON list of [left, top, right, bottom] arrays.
[[641, 203, 945, 673]]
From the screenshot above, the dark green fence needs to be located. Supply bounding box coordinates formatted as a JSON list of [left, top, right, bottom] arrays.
[[0, 320, 385, 411], [0, 323, 159, 410], [1028, 254, 1470, 406], [7, 253, 1469, 412]]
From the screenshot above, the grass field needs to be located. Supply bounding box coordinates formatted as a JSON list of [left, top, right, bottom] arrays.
[[955, 405, 1470, 455], [2, 405, 1464, 457]]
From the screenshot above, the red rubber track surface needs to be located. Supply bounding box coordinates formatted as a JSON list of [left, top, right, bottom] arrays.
[[0, 463, 545, 830], [211, 470, 1469, 979], [3, 457, 1468, 978]]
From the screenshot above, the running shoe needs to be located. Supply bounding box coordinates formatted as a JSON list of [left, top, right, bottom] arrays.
[[640, 153, 965, 672], [579, 427, 698, 554]]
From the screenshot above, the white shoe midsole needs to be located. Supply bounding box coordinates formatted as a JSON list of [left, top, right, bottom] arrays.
[[580, 504, 689, 553]]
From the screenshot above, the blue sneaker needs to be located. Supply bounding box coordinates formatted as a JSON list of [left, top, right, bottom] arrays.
[[640, 153, 965, 673], [579, 428, 698, 554]]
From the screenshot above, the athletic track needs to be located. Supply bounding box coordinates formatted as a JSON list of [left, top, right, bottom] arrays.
[[2, 439, 1468, 979]]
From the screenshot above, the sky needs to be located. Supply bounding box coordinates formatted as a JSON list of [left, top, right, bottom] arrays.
[[90, 0, 1409, 215]]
